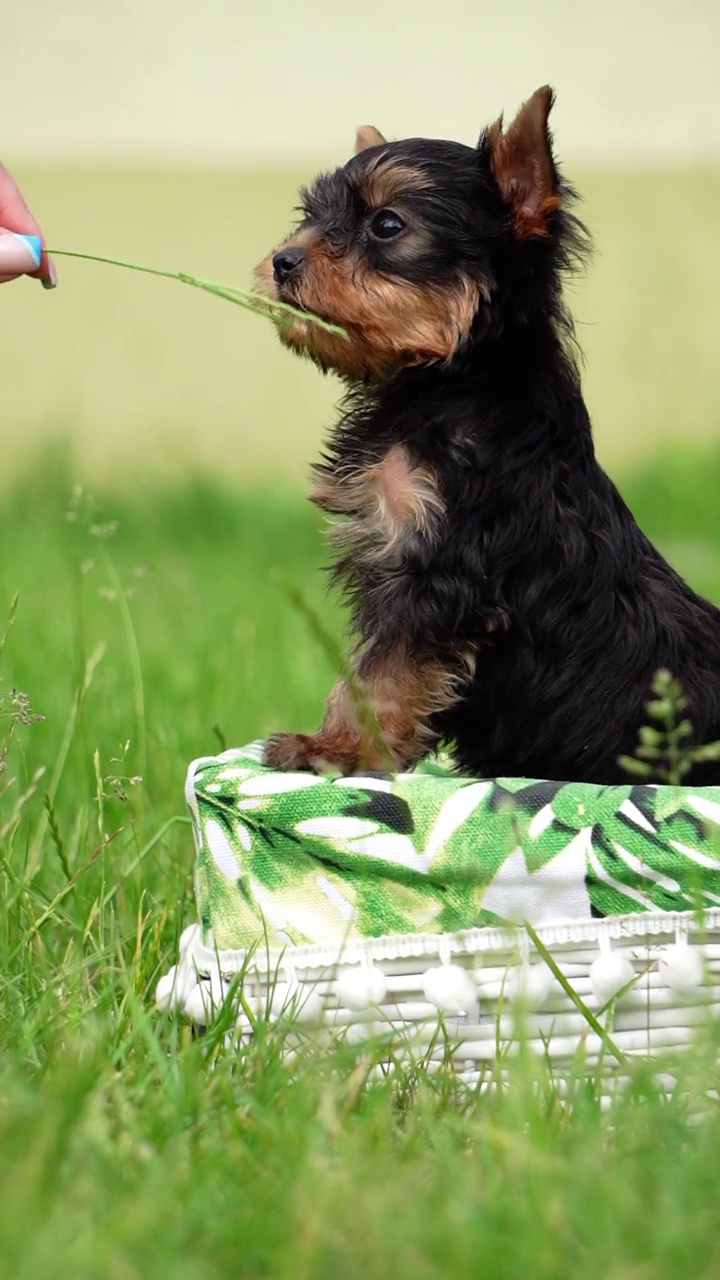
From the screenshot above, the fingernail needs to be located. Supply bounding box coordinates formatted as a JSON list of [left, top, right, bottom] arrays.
[[17, 233, 43, 269], [0, 230, 42, 275], [41, 255, 58, 290]]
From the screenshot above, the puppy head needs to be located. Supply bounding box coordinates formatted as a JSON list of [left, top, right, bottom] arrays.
[[255, 87, 583, 380]]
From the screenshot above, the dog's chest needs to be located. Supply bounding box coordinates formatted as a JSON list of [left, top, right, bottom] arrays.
[[310, 444, 444, 562]]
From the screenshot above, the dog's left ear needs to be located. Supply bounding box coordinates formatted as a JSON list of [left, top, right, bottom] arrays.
[[355, 125, 387, 153], [485, 86, 560, 237]]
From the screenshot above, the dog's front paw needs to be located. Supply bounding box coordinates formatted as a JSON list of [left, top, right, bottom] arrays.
[[263, 730, 375, 774], [263, 732, 321, 772]]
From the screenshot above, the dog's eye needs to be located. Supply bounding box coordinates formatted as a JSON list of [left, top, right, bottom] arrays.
[[369, 209, 406, 240]]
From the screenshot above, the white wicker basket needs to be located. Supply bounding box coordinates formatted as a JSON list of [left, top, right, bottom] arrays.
[[157, 744, 720, 1079], [158, 908, 720, 1080]]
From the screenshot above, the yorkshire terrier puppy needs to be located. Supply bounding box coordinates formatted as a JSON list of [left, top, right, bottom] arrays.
[[255, 87, 720, 784]]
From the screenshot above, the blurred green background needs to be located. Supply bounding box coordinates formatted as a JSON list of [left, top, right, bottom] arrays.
[[2, 0, 720, 484]]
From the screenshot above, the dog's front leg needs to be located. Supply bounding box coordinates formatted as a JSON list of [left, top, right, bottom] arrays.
[[263, 650, 473, 775]]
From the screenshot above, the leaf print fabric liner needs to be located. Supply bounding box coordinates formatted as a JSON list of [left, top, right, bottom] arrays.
[[186, 744, 720, 952]]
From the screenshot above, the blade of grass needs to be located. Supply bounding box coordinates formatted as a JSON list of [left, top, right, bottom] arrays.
[[47, 248, 348, 338], [98, 545, 146, 786], [27, 641, 106, 875], [0, 592, 19, 665], [98, 814, 191, 911], [25, 827, 122, 942], [524, 920, 628, 1067]]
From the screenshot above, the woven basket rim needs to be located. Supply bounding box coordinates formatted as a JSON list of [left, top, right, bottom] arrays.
[[182, 906, 720, 975]]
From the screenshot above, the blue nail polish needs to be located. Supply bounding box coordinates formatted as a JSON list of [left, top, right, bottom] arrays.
[[18, 233, 43, 268]]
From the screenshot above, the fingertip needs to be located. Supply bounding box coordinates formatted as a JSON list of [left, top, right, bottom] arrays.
[[40, 254, 58, 289]]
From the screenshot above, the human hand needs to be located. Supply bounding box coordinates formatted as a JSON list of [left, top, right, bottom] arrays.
[[0, 164, 57, 288]]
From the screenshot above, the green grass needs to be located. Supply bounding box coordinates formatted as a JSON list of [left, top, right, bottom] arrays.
[[3, 452, 720, 1278]]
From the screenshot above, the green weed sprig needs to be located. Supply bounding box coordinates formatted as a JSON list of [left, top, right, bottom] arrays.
[[47, 248, 347, 338], [619, 667, 720, 784]]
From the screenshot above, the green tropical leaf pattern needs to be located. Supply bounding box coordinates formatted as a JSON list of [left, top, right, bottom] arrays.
[[187, 743, 720, 950]]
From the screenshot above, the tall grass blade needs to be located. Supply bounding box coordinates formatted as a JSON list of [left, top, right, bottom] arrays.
[[48, 248, 348, 338]]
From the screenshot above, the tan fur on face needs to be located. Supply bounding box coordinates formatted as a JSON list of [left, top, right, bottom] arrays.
[[253, 224, 318, 300], [361, 159, 431, 209], [253, 251, 275, 297], [257, 240, 482, 379], [254, 159, 488, 378], [311, 444, 445, 565]]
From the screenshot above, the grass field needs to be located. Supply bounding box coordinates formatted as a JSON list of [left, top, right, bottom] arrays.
[[2, 449, 720, 1278], [2, 164, 720, 1276]]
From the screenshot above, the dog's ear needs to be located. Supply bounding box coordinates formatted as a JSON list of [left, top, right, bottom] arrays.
[[485, 86, 560, 237], [355, 125, 387, 154]]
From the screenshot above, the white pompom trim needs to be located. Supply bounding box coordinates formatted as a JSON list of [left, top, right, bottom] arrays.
[[659, 935, 704, 992], [183, 982, 215, 1023], [505, 963, 552, 1009], [155, 955, 199, 1011], [155, 966, 180, 1012], [590, 934, 635, 1004], [335, 964, 388, 1010], [422, 964, 476, 1015]]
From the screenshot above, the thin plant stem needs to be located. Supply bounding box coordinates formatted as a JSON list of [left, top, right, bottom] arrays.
[[99, 546, 147, 790], [27, 642, 106, 876], [46, 248, 348, 338]]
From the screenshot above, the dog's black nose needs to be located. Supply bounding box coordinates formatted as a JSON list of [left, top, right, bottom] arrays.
[[273, 247, 305, 285]]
